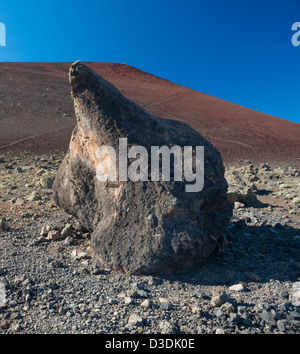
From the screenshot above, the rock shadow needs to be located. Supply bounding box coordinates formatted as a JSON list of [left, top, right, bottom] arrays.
[[154, 221, 300, 286]]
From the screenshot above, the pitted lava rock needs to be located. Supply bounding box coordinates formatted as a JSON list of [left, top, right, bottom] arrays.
[[53, 61, 232, 274]]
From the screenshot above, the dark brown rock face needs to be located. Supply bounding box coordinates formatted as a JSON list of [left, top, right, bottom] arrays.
[[53, 61, 232, 274]]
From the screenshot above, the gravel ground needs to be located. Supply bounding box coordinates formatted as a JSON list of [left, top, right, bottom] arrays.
[[0, 153, 299, 334]]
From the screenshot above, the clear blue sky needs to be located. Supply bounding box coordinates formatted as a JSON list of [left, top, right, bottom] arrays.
[[1, 0, 300, 124]]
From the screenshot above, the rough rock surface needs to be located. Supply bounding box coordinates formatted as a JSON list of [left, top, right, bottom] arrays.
[[53, 61, 232, 274], [225, 165, 259, 206]]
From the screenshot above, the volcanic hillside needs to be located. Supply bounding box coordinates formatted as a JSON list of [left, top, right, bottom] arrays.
[[0, 62, 299, 164]]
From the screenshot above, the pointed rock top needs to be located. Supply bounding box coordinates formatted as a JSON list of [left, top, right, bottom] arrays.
[[69, 60, 121, 99]]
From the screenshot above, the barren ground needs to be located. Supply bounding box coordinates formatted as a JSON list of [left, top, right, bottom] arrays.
[[0, 153, 299, 334]]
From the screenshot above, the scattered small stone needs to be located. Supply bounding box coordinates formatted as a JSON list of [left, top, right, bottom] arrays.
[[50, 260, 63, 268], [277, 320, 286, 332], [91, 264, 102, 275], [260, 311, 276, 326], [228, 284, 245, 292], [159, 298, 173, 310], [40, 226, 50, 237], [293, 197, 300, 204], [210, 291, 229, 308], [215, 328, 225, 334], [124, 297, 133, 305], [47, 230, 60, 241], [61, 224, 72, 237], [220, 302, 235, 314], [63, 236, 72, 246], [58, 307, 68, 316], [215, 309, 224, 317], [10, 311, 22, 320], [71, 249, 89, 260], [0, 218, 9, 231], [131, 282, 143, 290], [10, 323, 22, 332], [191, 306, 201, 314], [127, 314, 145, 327], [127, 289, 139, 298], [228, 313, 241, 325], [159, 320, 177, 334], [192, 289, 206, 299], [287, 311, 300, 322], [290, 282, 300, 307], [108, 298, 119, 305], [160, 301, 172, 310], [234, 202, 245, 209], [148, 277, 161, 286], [141, 299, 152, 308], [26, 191, 41, 202], [39, 174, 55, 189], [34, 236, 48, 244], [245, 272, 261, 282]]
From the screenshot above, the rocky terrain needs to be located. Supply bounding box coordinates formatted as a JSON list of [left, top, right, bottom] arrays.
[[0, 152, 299, 334]]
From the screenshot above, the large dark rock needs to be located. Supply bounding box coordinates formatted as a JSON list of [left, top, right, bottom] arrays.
[[53, 61, 232, 274]]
